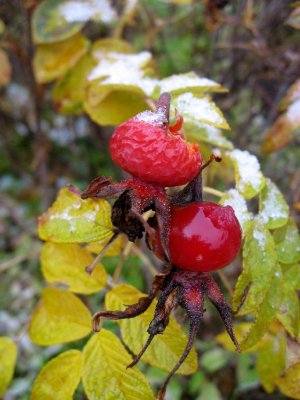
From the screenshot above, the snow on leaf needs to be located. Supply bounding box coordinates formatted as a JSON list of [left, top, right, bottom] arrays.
[[41, 242, 107, 294], [277, 286, 300, 338], [0, 337, 17, 396], [259, 178, 289, 229], [31, 350, 82, 400], [273, 218, 300, 264], [38, 186, 113, 243], [159, 72, 227, 95], [58, 0, 116, 23], [82, 329, 154, 400], [184, 120, 233, 149], [29, 287, 91, 345], [221, 189, 253, 235], [227, 149, 265, 199], [173, 92, 230, 130], [105, 284, 198, 375], [233, 218, 278, 315]]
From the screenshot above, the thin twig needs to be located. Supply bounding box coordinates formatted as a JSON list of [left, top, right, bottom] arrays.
[[203, 186, 224, 198], [112, 241, 133, 283], [217, 270, 234, 296], [131, 244, 158, 276]]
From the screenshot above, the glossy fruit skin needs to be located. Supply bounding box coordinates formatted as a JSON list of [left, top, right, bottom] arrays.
[[152, 202, 242, 272], [110, 118, 201, 187]]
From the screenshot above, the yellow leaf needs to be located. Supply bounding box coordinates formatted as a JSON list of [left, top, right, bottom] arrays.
[[0, 337, 17, 396], [216, 323, 264, 353], [0, 49, 11, 86], [82, 329, 154, 400], [38, 186, 113, 243], [29, 287, 91, 345], [85, 234, 126, 257], [31, 350, 82, 400], [105, 284, 198, 375], [276, 361, 300, 399], [33, 33, 89, 83], [41, 242, 107, 294]]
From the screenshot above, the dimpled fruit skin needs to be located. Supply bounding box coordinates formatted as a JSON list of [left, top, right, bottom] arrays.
[[155, 202, 242, 272], [109, 119, 201, 187]]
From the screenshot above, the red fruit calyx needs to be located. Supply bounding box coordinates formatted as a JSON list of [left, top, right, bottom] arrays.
[[109, 93, 202, 187], [151, 202, 242, 272]]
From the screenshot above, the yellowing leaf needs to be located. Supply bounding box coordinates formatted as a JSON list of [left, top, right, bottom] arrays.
[[33, 33, 89, 83], [0, 49, 12, 86], [85, 234, 126, 257], [82, 329, 154, 400], [233, 218, 278, 315], [105, 284, 198, 375], [31, 350, 82, 400], [240, 265, 283, 350], [0, 337, 17, 396], [32, 0, 116, 44], [159, 72, 227, 95], [84, 85, 149, 126], [38, 186, 113, 243], [29, 287, 91, 345], [173, 93, 230, 130], [216, 323, 263, 353], [52, 53, 96, 114], [259, 178, 289, 229], [41, 242, 107, 294], [227, 149, 265, 199], [257, 333, 286, 392], [273, 218, 300, 264], [91, 38, 133, 55], [276, 361, 300, 399], [279, 79, 300, 111]]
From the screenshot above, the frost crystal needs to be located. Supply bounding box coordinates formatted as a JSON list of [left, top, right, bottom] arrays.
[[88, 51, 158, 96], [286, 99, 300, 125], [59, 0, 116, 23], [229, 149, 264, 192], [159, 73, 221, 93], [174, 93, 225, 127], [222, 189, 252, 233], [135, 109, 167, 126]]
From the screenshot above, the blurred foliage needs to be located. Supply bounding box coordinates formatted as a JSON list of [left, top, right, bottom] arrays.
[[0, 0, 300, 399]]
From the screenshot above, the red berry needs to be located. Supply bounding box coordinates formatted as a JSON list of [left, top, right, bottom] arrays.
[[151, 202, 242, 272], [109, 111, 202, 187]]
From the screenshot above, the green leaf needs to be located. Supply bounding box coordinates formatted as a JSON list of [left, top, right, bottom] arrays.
[[282, 263, 300, 290], [82, 329, 154, 400], [184, 121, 233, 150], [240, 265, 283, 350], [227, 149, 265, 199], [200, 348, 229, 373], [273, 218, 300, 264], [172, 93, 230, 130], [276, 361, 300, 399], [259, 178, 289, 229], [233, 218, 278, 315], [32, 0, 116, 44], [31, 350, 82, 400], [158, 72, 227, 95], [0, 337, 17, 396], [257, 333, 286, 392], [221, 189, 253, 235], [52, 53, 96, 113], [105, 284, 198, 375], [29, 287, 91, 345], [216, 323, 264, 353], [41, 242, 107, 294], [38, 186, 113, 243], [277, 286, 300, 338], [91, 38, 133, 54], [33, 33, 89, 83]]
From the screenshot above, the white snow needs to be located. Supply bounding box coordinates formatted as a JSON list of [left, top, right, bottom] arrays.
[[259, 178, 288, 224], [222, 189, 253, 233], [135, 109, 167, 126], [159, 73, 221, 94], [286, 99, 300, 125], [88, 51, 158, 96], [59, 0, 116, 23], [174, 92, 226, 127], [228, 149, 264, 193], [253, 227, 267, 250]]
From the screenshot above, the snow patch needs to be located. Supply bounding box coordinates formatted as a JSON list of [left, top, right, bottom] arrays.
[[159, 73, 221, 94], [253, 228, 267, 250], [59, 0, 116, 23], [260, 179, 288, 224], [229, 149, 263, 192], [134, 109, 167, 126], [222, 189, 253, 233], [286, 99, 300, 125]]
